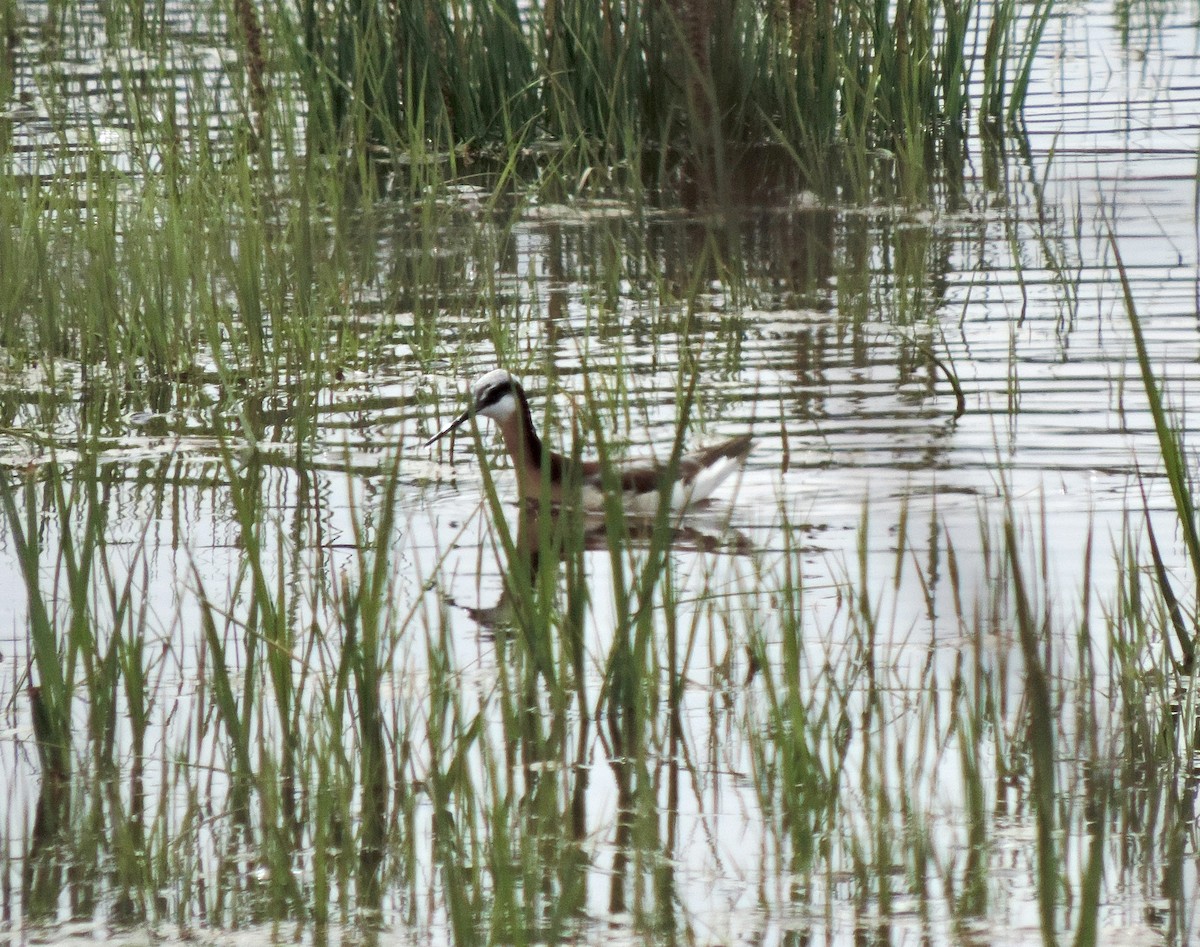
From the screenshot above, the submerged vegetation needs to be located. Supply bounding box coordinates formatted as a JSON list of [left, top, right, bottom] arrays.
[[0, 0, 1196, 943]]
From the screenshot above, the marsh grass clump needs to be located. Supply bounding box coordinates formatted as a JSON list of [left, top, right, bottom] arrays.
[[291, 0, 1053, 195]]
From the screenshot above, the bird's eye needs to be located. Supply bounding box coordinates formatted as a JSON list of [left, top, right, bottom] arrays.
[[480, 383, 507, 406]]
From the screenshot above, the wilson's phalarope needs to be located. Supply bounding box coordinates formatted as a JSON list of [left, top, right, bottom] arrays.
[[424, 369, 752, 513]]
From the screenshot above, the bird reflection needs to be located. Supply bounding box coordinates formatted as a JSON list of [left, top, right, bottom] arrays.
[[454, 502, 753, 634]]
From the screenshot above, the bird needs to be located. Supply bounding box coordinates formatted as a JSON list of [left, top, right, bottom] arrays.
[[424, 369, 752, 514]]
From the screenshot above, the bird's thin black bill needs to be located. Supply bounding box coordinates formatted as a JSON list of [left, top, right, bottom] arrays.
[[424, 409, 470, 447]]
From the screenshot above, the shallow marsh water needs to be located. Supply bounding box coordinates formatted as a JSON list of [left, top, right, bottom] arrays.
[[0, 0, 1199, 944]]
